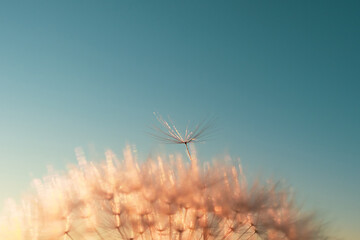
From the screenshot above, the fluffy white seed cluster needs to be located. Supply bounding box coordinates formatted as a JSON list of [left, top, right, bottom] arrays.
[[0, 146, 325, 240]]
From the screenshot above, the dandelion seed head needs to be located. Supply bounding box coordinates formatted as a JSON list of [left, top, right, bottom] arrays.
[[0, 144, 328, 240]]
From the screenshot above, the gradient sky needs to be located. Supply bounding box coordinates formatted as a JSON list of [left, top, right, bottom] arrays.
[[0, 1, 359, 239]]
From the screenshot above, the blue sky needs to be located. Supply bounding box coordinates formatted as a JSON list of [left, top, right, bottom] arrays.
[[0, 1, 359, 238]]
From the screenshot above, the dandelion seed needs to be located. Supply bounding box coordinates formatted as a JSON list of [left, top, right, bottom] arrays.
[[149, 113, 214, 163]]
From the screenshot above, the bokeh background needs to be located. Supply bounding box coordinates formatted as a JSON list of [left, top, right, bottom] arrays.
[[0, 1, 359, 239]]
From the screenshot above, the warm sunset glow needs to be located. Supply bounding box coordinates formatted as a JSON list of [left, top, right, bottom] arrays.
[[0, 145, 326, 240]]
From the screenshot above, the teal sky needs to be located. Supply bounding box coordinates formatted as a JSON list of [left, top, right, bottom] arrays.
[[0, 1, 359, 239]]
